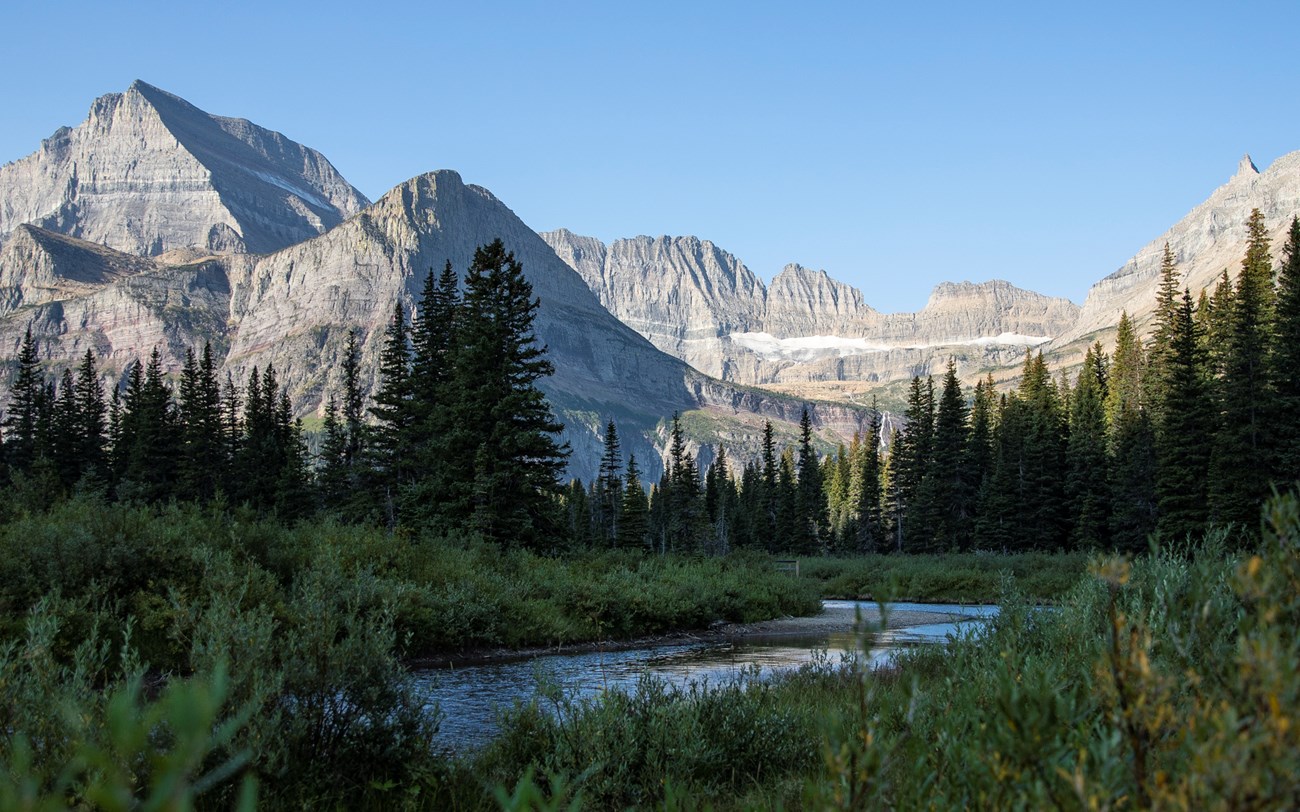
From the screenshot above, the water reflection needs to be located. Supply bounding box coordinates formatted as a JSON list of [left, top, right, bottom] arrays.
[[414, 600, 998, 751]]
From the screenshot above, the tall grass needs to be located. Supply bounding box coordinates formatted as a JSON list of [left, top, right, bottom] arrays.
[[0, 494, 818, 807], [476, 492, 1300, 811]]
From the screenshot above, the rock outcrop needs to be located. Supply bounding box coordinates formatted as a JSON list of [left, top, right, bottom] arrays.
[[0, 80, 370, 257], [1050, 152, 1300, 360], [541, 229, 1080, 388]]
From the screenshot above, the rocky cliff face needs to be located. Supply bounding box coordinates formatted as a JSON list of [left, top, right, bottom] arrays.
[[0, 81, 370, 257], [0, 85, 873, 481], [541, 229, 1080, 389], [1051, 153, 1300, 358]]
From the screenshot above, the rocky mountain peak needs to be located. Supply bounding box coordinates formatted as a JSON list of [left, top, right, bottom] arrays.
[[1236, 153, 1260, 179], [0, 81, 370, 257]]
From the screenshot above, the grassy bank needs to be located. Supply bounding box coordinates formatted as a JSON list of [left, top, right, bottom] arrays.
[[445, 494, 1300, 810], [801, 551, 1089, 603], [0, 495, 817, 808]]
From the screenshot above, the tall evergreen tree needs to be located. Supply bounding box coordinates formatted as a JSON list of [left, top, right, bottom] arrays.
[[73, 349, 107, 483], [452, 240, 569, 546], [617, 453, 649, 549], [3, 327, 45, 471], [177, 344, 225, 502], [49, 369, 81, 489], [1271, 217, 1300, 482], [793, 406, 824, 555], [593, 420, 623, 545], [1155, 289, 1213, 540], [117, 349, 178, 503], [852, 402, 884, 553], [369, 301, 415, 519], [705, 444, 737, 555], [927, 360, 972, 551], [760, 420, 779, 548], [887, 375, 934, 551], [1209, 208, 1278, 531], [1145, 243, 1182, 425], [1106, 314, 1157, 551], [1066, 343, 1111, 548]]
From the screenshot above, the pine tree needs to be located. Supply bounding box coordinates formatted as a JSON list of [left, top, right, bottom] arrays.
[[887, 375, 935, 551], [705, 444, 737, 555], [760, 420, 779, 547], [406, 263, 461, 502], [661, 413, 704, 553], [963, 375, 997, 533], [369, 301, 415, 520], [117, 348, 179, 503], [452, 240, 569, 546], [318, 395, 350, 508], [1209, 208, 1278, 531], [852, 402, 884, 553], [178, 344, 225, 502], [50, 369, 81, 489], [73, 349, 107, 484], [593, 421, 623, 545], [565, 479, 593, 548], [1271, 217, 1300, 482], [1145, 243, 1182, 424], [1066, 343, 1110, 548], [617, 453, 649, 549], [1155, 289, 1213, 540], [927, 360, 972, 551], [794, 406, 824, 555], [1019, 352, 1069, 550], [1106, 314, 1157, 552], [3, 327, 45, 471]]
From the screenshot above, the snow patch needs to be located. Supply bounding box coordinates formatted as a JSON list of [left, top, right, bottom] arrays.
[[728, 332, 1052, 362], [248, 169, 329, 209]]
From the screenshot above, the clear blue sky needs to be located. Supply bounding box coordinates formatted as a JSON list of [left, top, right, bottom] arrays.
[[4, 1, 1298, 313]]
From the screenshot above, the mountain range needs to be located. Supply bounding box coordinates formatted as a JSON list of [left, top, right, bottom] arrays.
[[1, 82, 1296, 475], [0, 82, 870, 479]]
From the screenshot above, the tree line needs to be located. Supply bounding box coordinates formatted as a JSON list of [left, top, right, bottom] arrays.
[[0, 240, 569, 548], [564, 209, 1300, 554], [5, 215, 1298, 555]]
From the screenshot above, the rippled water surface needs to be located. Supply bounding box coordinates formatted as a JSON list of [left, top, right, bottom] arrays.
[[413, 600, 999, 751]]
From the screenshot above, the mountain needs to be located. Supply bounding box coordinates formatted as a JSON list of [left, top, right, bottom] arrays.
[[541, 230, 1080, 393], [1048, 153, 1300, 363], [0, 85, 872, 481], [0, 80, 370, 257]]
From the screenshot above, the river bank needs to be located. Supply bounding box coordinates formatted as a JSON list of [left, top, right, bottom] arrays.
[[410, 601, 978, 669]]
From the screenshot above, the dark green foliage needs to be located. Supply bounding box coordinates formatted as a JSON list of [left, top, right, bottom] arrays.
[[2, 327, 44, 471], [73, 349, 107, 485], [1273, 217, 1300, 481], [1106, 314, 1156, 552], [450, 240, 569, 547], [369, 300, 415, 521], [1210, 208, 1278, 531], [617, 453, 649, 549], [925, 359, 972, 551], [650, 414, 706, 554], [115, 349, 179, 504], [852, 403, 884, 553], [1156, 290, 1213, 540], [177, 343, 225, 502], [793, 406, 824, 555], [887, 375, 935, 552], [1067, 343, 1111, 548], [593, 421, 623, 546]]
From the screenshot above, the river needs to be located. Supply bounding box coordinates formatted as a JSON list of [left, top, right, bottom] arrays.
[[412, 600, 1000, 752]]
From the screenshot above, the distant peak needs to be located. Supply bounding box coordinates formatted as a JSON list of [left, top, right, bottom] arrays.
[[1236, 153, 1259, 178]]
